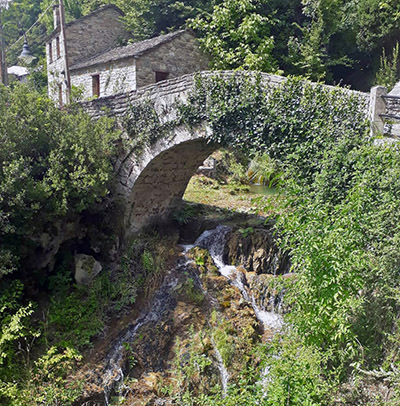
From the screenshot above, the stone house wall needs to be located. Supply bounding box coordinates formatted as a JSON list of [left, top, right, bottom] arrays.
[[136, 31, 209, 88], [65, 7, 127, 66], [71, 58, 137, 99], [46, 6, 127, 104], [46, 32, 68, 104]]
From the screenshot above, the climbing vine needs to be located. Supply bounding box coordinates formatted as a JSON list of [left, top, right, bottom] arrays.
[[123, 72, 369, 195], [120, 73, 400, 402]]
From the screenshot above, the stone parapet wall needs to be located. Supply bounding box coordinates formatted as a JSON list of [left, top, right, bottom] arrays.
[[79, 70, 371, 236], [81, 70, 370, 120], [384, 96, 400, 116]]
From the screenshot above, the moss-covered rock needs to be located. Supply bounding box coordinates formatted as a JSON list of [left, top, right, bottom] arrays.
[[223, 227, 290, 274]]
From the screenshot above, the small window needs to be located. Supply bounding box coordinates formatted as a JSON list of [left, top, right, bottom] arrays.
[[92, 74, 100, 97], [58, 84, 63, 107], [56, 37, 60, 58], [48, 42, 53, 63], [155, 71, 169, 83]]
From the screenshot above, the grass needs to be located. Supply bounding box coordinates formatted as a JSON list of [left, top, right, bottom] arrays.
[[183, 174, 284, 216]]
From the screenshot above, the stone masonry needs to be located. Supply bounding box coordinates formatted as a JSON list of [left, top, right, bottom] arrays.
[[69, 31, 208, 100], [135, 31, 209, 89], [47, 5, 127, 104], [46, 5, 209, 104], [79, 71, 371, 238]]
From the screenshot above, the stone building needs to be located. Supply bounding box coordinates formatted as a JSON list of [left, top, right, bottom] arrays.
[[46, 4, 209, 105]]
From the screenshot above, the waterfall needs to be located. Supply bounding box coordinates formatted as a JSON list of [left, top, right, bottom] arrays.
[[101, 267, 181, 403], [100, 224, 283, 403], [193, 225, 284, 331], [211, 336, 230, 397]]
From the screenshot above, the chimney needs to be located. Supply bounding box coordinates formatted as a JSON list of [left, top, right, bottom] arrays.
[[53, 3, 60, 29]]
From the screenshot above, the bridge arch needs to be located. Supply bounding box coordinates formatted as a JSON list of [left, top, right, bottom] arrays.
[[81, 71, 372, 237], [117, 125, 217, 235]]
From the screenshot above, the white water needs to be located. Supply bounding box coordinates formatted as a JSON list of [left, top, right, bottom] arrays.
[[102, 225, 283, 402], [102, 269, 181, 403], [211, 337, 230, 397], [192, 225, 284, 331], [180, 226, 284, 398]]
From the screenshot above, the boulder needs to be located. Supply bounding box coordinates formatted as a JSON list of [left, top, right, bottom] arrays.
[[74, 254, 102, 285], [223, 227, 290, 275]]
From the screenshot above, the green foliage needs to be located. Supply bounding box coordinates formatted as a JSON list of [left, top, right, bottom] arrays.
[[238, 227, 254, 238], [258, 333, 332, 406], [1, 0, 45, 64], [115, 0, 213, 40], [247, 153, 283, 187], [275, 141, 400, 373], [194, 255, 205, 267], [141, 249, 155, 272], [47, 280, 108, 349], [191, 0, 279, 73], [375, 43, 400, 90], [122, 342, 138, 369], [173, 204, 198, 225], [0, 83, 118, 278], [178, 276, 204, 305], [172, 331, 331, 405], [2, 0, 400, 91], [123, 98, 177, 155], [125, 72, 400, 399], [1, 346, 83, 406], [179, 73, 368, 191], [0, 281, 38, 373]]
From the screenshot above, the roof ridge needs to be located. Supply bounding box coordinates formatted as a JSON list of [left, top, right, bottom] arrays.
[[65, 4, 124, 28], [70, 29, 190, 71]]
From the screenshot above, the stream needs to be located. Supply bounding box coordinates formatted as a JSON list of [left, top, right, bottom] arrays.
[[101, 224, 283, 404]]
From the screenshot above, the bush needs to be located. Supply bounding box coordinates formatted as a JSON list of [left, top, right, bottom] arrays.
[[0, 83, 119, 278]]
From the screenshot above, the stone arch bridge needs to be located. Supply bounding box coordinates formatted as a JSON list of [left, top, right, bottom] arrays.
[[81, 71, 387, 237]]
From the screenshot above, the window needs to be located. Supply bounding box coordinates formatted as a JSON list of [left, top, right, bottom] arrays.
[[92, 74, 100, 97], [48, 42, 53, 63], [155, 71, 169, 83], [56, 37, 60, 58], [58, 84, 63, 107]]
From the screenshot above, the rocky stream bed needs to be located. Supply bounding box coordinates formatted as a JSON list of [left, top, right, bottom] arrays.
[[75, 220, 292, 405]]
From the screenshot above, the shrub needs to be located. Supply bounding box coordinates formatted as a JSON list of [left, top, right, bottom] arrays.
[[0, 83, 119, 278]]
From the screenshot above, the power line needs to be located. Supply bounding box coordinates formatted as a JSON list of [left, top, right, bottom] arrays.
[[5, 0, 56, 53]]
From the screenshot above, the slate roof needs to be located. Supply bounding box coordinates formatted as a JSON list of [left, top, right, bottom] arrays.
[[8, 65, 29, 77], [70, 30, 187, 71]]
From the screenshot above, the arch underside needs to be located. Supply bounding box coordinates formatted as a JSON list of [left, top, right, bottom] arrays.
[[127, 138, 217, 233]]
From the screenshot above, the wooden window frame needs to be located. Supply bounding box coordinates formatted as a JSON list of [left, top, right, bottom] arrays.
[[92, 74, 100, 97], [155, 71, 169, 83], [56, 36, 60, 58], [58, 83, 63, 107], [48, 42, 53, 63]]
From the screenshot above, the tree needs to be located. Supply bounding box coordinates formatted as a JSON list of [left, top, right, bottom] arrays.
[[375, 42, 399, 90], [115, 0, 214, 40], [0, 83, 119, 278], [191, 0, 279, 72]]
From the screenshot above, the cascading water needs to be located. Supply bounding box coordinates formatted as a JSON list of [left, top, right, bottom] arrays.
[[193, 225, 284, 331], [182, 226, 284, 397], [211, 336, 230, 397], [101, 266, 182, 404], [100, 224, 283, 403], [187, 226, 285, 400]]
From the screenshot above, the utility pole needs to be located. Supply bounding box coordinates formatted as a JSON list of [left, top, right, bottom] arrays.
[[58, 0, 70, 102], [0, 2, 8, 86]]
